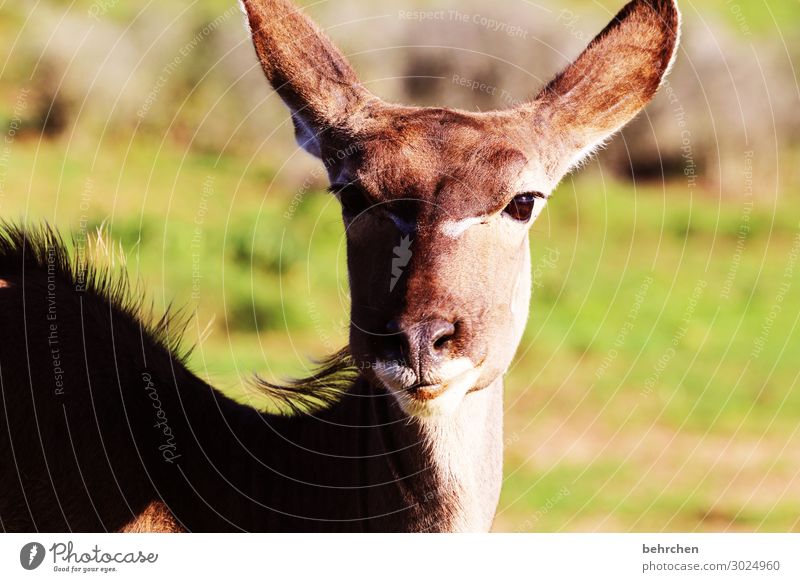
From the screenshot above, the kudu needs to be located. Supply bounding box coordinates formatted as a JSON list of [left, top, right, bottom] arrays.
[[0, 0, 679, 532]]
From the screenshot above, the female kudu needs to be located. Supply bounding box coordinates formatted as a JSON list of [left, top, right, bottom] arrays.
[[0, 0, 679, 532]]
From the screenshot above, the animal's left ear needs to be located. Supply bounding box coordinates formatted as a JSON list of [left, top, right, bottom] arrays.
[[523, 0, 680, 179]]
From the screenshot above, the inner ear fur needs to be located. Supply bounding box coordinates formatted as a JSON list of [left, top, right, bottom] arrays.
[[528, 0, 680, 176], [240, 0, 376, 157]]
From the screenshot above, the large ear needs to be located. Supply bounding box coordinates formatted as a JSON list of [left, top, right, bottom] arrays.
[[240, 0, 375, 157], [526, 0, 680, 178]]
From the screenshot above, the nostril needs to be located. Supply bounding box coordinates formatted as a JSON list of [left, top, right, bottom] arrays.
[[429, 320, 456, 352], [383, 318, 456, 370], [432, 334, 451, 350]]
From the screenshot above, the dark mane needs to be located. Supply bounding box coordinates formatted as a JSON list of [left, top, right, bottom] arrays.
[[0, 222, 356, 415], [0, 222, 192, 364]]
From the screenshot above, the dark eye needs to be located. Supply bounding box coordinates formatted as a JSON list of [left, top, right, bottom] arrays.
[[503, 193, 541, 222], [332, 184, 371, 216]]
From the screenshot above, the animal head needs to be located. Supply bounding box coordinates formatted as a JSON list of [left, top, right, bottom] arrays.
[[240, 0, 680, 416]]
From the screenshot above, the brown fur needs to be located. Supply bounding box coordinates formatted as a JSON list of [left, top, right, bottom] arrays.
[[0, 0, 679, 532], [120, 502, 184, 533]]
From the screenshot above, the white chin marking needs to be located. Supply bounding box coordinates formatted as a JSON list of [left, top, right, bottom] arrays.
[[372, 357, 480, 418], [371, 360, 417, 391]]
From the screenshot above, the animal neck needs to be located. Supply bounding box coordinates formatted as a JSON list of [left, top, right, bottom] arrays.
[[403, 378, 505, 532], [266, 374, 505, 532], [164, 371, 504, 532]]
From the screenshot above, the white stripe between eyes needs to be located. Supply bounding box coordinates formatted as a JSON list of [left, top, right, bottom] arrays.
[[439, 217, 483, 238]]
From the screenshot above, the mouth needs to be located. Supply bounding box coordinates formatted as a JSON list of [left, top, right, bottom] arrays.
[[371, 358, 483, 417], [406, 382, 449, 401]]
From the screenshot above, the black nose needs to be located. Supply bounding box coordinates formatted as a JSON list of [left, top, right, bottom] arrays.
[[384, 318, 457, 376]]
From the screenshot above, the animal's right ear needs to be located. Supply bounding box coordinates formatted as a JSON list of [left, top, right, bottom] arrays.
[[240, 0, 374, 158], [525, 0, 680, 180]]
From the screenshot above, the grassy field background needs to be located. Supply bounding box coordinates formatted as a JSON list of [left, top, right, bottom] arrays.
[[2, 0, 799, 531]]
